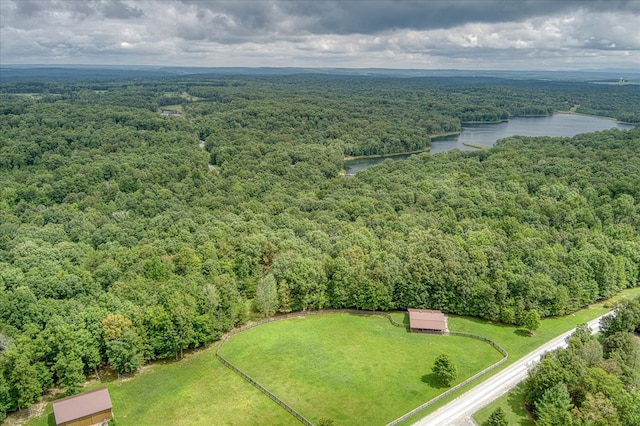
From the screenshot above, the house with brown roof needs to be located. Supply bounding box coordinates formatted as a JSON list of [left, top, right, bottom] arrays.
[[408, 309, 448, 334], [52, 387, 113, 426]]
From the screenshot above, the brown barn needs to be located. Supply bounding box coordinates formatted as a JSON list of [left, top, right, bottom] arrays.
[[408, 309, 447, 334], [52, 387, 113, 426]]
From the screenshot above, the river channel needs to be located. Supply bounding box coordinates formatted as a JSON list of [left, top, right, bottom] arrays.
[[344, 114, 636, 175]]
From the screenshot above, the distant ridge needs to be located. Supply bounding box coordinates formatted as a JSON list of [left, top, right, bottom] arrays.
[[1, 65, 639, 82]]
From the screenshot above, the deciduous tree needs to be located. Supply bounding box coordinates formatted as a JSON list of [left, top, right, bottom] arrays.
[[106, 329, 143, 376], [254, 274, 278, 318], [432, 354, 458, 387], [523, 309, 540, 336]]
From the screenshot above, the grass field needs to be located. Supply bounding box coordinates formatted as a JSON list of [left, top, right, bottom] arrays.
[[23, 344, 293, 426], [219, 314, 503, 425], [19, 288, 640, 426], [159, 104, 184, 113], [473, 383, 534, 426]]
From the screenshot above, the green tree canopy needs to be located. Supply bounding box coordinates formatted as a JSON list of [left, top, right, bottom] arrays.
[[523, 309, 541, 336], [432, 353, 458, 387], [485, 407, 508, 426]]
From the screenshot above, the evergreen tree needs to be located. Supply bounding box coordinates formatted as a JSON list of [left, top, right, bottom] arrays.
[[486, 407, 508, 426], [534, 382, 573, 425]]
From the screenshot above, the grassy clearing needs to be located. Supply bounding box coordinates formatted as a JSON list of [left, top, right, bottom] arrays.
[[474, 383, 534, 426], [24, 344, 292, 426], [21, 288, 639, 426], [159, 104, 184, 113], [179, 91, 204, 101], [160, 91, 204, 102], [219, 314, 503, 425]]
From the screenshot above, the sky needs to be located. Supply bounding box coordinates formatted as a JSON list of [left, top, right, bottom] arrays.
[[1, 0, 639, 70]]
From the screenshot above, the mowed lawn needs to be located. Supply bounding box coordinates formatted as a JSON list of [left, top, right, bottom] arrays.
[[24, 343, 293, 426], [219, 313, 504, 425]]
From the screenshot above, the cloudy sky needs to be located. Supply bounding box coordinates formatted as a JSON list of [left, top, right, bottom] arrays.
[[1, 0, 639, 70]]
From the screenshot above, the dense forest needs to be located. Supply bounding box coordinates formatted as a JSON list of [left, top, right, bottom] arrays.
[[0, 74, 639, 419], [524, 298, 640, 426]]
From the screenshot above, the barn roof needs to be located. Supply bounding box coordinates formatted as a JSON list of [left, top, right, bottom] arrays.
[[53, 387, 112, 425], [407, 309, 447, 331]]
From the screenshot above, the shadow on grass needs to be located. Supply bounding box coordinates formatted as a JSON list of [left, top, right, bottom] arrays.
[[47, 412, 56, 426], [452, 315, 515, 329], [421, 373, 448, 389], [513, 329, 530, 337], [396, 312, 412, 333], [96, 366, 146, 384], [508, 384, 536, 426]]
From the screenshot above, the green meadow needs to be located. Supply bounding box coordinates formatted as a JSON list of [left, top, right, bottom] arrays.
[[23, 345, 292, 426], [219, 314, 503, 424]]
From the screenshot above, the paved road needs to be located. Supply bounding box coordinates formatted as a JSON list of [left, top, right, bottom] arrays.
[[413, 314, 609, 426]]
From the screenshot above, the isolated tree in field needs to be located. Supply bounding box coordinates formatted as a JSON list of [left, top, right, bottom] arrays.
[[486, 407, 508, 426], [432, 353, 458, 386], [254, 274, 278, 318], [523, 309, 541, 335]]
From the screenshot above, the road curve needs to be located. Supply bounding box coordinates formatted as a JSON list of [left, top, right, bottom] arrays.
[[413, 314, 609, 426]]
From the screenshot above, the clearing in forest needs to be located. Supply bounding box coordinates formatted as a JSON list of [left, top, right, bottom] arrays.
[[219, 313, 503, 425]]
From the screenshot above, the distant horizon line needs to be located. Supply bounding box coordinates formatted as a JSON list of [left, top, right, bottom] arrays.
[[1, 64, 639, 73]]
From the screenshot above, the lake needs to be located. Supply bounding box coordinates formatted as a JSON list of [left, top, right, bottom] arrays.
[[344, 114, 636, 175]]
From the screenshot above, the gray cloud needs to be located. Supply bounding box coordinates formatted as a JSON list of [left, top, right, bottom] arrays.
[[101, 0, 144, 20], [12, 0, 49, 17], [280, 0, 566, 34], [177, 1, 640, 35], [0, 0, 638, 69]]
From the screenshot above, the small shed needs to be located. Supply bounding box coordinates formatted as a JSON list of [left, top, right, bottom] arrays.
[[408, 309, 447, 334], [52, 387, 113, 426]]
